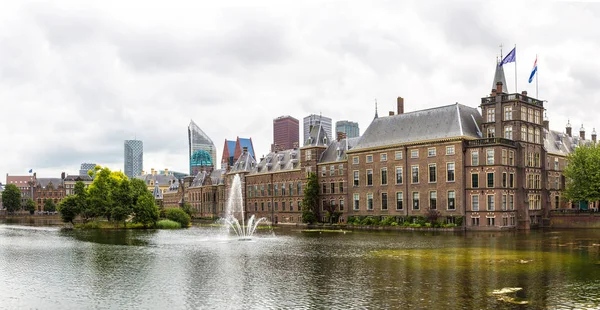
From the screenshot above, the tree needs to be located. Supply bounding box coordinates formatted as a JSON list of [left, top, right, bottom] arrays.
[[1, 184, 21, 213], [133, 193, 159, 228], [111, 179, 133, 227], [563, 144, 600, 206], [73, 181, 90, 221], [181, 202, 194, 218], [44, 199, 57, 212], [58, 196, 79, 225], [86, 166, 129, 221], [25, 198, 36, 215], [302, 172, 319, 224]]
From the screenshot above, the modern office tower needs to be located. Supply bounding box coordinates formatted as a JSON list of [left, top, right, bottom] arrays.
[[79, 163, 97, 176], [335, 120, 360, 139], [124, 140, 143, 178], [272, 116, 299, 151], [188, 120, 217, 174], [303, 114, 332, 143]]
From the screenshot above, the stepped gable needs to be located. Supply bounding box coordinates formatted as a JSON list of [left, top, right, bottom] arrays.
[[353, 103, 482, 150]]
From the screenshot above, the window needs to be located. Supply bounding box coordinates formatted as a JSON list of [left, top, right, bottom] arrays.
[[501, 149, 507, 165], [282, 183, 286, 196], [339, 182, 344, 193], [330, 183, 335, 194], [535, 128, 540, 144], [487, 195, 495, 211], [367, 193, 373, 210], [290, 201, 294, 211], [487, 127, 495, 138], [521, 106, 527, 120], [472, 195, 479, 211], [322, 184, 327, 194], [395, 151, 403, 160], [267, 184, 272, 196], [338, 164, 343, 176], [446, 146, 455, 155], [487, 217, 495, 226], [429, 164, 437, 183], [487, 172, 494, 188], [330, 165, 335, 176], [289, 183, 293, 196], [472, 217, 480, 226], [528, 108, 533, 123], [297, 182, 302, 195], [554, 158, 559, 170], [396, 192, 403, 210], [306, 150, 312, 161], [282, 201, 286, 211], [339, 199, 344, 211], [502, 172, 507, 187], [412, 192, 420, 210], [321, 166, 327, 177], [380, 153, 387, 161], [367, 170, 373, 186], [395, 167, 403, 184], [447, 163, 455, 182], [487, 149, 494, 165], [353, 156, 359, 164], [509, 151, 514, 166], [411, 165, 419, 183], [472, 173, 479, 188], [472, 151, 479, 166], [411, 150, 419, 158], [528, 127, 534, 142], [353, 171, 359, 187], [448, 191, 455, 210], [429, 191, 437, 209], [428, 147, 436, 157], [353, 194, 360, 210], [487, 108, 495, 122], [381, 168, 388, 185], [366, 155, 373, 163], [534, 110, 540, 124], [504, 106, 512, 120], [381, 193, 388, 210], [501, 195, 507, 211]]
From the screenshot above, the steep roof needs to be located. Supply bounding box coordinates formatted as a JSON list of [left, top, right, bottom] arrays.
[[304, 123, 329, 147], [237, 138, 255, 158], [225, 140, 236, 158], [492, 61, 508, 93], [230, 150, 258, 173], [152, 183, 163, 199], [320, 137, 361, 163], [544, 129, 593, 156], [353, 103, 482, 150], [36, 178, 63, 189], [249, 149, 300, 175]]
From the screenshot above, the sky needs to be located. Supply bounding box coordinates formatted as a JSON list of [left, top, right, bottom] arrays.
[[1, 0, 599, 181]]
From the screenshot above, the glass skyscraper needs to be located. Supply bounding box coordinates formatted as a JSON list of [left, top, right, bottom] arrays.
[[335, 120, 360, 138], [303, 114, 332, 143], [124, 140, 143, 178], [188, 120, 217, 174]]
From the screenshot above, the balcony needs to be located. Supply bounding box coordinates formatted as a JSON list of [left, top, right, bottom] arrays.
[[481, 94, 544, 107], [466, 137, 517, 148]]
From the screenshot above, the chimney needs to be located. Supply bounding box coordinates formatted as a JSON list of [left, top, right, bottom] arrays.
[[521, 90, 528, 97], [151, 168, 155, 175], [491, 88, 497, 97], [496, 82, 503, 93], [164, 168, 169, 175], [580, 124, 585, 140], [388, 111, 394, 116], [397, 97, 404, 114], [566, 120, 572, 137], [61, 172, 65, 180], [336, 131, 347, 142], [242, 146, 248, 154], [592, 128, 597, 143]]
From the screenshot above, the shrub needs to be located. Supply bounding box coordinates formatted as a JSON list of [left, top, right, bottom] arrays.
[[360, 216, 380, 226], [380, 216, 396, 226], [157, 219, 181, 229], [403, 221, 411, 227], [444, 223, 457, 228], [165, 208, 191, 228], [455, 216, 464, 226], [390, 222, 398, 227]]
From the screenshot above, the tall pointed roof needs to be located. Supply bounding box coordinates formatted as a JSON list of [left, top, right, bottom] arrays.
[[492, 59, 508, 93]]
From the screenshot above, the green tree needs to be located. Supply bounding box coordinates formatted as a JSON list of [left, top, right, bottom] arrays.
[[133, 193, 159, 228], [58, 196, 79, 225], [166, 208, 191, 228], [111, 179, 133, 227], [25, 198, 36, 215], [563, 144, 600, 205], [86, 166, 129, 221], [301, 172, 319, 224], [181, 202, 194, 218], [1, 184, 21, 213], [44, 199, 57, 212]]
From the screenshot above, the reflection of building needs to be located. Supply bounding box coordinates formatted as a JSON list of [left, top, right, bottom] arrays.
[[188, 120, 217, 173], [303, 114, 332, 143], [79, 163, 96, 176], [272, 116, 299, 152], [335, 120, 360, 138], [222, 137, 255, 169], [124, 140, 143, 178]]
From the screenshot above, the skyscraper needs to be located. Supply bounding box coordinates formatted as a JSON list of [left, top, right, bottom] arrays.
[[124, 140, 143, 178], [272, 116, 299, 151], [303, 114, 332, 143], [335, 120, 360, 138], [79, 163, 97, 176], [188, 120, 217, 174]]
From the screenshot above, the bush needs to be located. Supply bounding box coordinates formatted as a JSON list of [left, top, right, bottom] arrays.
[[165, 208, 191, 228], [360, 216, 380, 226], [380, 216, 396, 226], [156, 219, 181, 229], [455, 216, 464, 226]]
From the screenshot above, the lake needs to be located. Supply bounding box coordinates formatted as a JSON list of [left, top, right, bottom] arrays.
[[1, 221, 599, 309]]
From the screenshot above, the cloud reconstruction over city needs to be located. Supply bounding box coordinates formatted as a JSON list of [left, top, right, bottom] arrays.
[[1, 0, 598, 176]]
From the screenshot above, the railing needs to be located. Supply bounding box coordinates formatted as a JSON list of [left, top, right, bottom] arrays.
[[482, 94, 544, 107], [481, 96, 497, 104], [466, 137, 517, 147]]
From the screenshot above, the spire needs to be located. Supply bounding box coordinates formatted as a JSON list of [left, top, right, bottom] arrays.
[[492, 58, 508, 93], [374, 99, 379, 119]]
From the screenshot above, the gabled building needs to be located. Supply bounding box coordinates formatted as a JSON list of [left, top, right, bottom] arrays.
[[34, 177, 65, 211], [222, 137, 255, 169]]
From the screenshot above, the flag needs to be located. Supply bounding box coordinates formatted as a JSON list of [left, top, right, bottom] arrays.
[[28, 169, 32, 173], [528, 57, 537, 83], [499, 47, 516, 66]]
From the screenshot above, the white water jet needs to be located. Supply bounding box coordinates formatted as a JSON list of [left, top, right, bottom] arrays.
[[221, 174, 266, 239]]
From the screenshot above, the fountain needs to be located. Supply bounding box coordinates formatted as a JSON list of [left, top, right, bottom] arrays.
[[221, 174, 266, 240]]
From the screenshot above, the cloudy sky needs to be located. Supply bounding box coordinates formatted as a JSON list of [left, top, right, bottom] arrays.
[[1, 0, 599, 180]]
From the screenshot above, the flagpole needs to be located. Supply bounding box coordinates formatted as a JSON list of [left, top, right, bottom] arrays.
[[535, 54, 539, 99], [514, 44, 517, 94]]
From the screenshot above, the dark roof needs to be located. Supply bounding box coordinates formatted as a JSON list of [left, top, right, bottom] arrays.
[[320, 137, 361, 163], [36, 178, 62, 189], [152, 183, 163, 199], [64, 175, 93, 182], [230, 151, 257, 173], [353, 103, 482, 150], [249, 149, 300, 175], [492, 61, 508, 93], [304, 123, 329, 147], [135, 174, 178, 186], [544, 129, 593, 156]]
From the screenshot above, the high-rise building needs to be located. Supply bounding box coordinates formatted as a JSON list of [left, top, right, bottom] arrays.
[[303, 114, 332, 143], [124, 140, 143, 178], [272, 116, 299, 151], [335, 120, 360, 139], [79, 163, 97, 176], [188, 120, 217, 174]]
